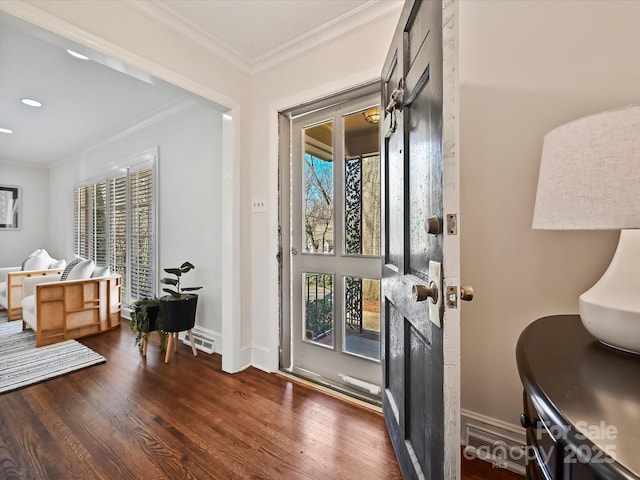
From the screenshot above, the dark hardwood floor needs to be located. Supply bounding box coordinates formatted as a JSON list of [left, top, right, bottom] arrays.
[[0, 320, 521, 479], [461, 449, 523, 480]]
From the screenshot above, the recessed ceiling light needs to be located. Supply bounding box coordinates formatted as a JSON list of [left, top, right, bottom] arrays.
[[66, 49, 89, 60], [0, 128, 14, 134], [21, 98, 42, 108]]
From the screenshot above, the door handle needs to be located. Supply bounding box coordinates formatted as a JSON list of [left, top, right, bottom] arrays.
[[426, 216, 441, 235], [412, 282, 438, 303], [290, 248, 298, 255]]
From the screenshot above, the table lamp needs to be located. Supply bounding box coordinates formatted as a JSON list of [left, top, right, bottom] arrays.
[[533, 105, 640, 354]]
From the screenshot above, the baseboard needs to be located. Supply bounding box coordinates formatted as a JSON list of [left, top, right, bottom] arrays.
[[461, 409, 527, 476], [250, 344, 277, 372], [239, 344, 252, 371]]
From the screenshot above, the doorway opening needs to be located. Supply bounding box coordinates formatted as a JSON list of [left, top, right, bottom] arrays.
[[279, 84, 383, 404]]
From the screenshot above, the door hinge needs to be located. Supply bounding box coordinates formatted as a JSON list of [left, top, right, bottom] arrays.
[[446, 213, 457, 235], [446, 285, 458, 309]]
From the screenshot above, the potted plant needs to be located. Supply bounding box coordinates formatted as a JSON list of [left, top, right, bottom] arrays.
[[130, 297, 168, 355], [159, 261, 202, 333]]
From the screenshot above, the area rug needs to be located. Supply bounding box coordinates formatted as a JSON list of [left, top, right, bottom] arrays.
[[0, 310, 106, 393]]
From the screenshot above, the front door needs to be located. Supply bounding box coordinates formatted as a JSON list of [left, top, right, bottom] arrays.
[[281, 90, 385, 402], [381, 0, 460, 478]]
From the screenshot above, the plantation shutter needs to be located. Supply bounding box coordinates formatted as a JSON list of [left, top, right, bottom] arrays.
[[129, 166, 154, 301], [92, 182, 108, 266], [108, 175, 128, 301], [73, 148, 157, 309], [73, 186, 89, 259], [73, 182, 107, 262]]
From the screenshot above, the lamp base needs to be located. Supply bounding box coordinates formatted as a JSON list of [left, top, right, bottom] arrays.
[[579, 229, 640, 355]]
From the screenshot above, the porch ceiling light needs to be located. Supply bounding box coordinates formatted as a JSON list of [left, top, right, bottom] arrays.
[[363, 107, 380, 124]]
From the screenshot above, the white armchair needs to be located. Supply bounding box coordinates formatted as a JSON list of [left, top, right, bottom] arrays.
[[0, 249, 66, 321]]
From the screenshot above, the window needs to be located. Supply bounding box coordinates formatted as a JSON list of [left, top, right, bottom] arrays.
[[73, 151, 157, 307]]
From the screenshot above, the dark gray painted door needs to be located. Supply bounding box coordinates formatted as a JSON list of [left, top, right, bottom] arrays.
[[381, 0, 444, 478]]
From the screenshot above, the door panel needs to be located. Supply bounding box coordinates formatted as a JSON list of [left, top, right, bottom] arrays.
[[381, 0, 446, 478], [286, 92, 384, 401]]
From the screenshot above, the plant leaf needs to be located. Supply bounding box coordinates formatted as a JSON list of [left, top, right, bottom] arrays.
[[180, 261, 195, 273], [161, 278, 178, 286], [164, 268, 182, 277], [162, 287, 180, 297], [182, 286, 202, 292]]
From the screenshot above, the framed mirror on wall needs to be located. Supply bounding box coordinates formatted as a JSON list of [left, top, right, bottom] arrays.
[[0, 185, 20, 230]]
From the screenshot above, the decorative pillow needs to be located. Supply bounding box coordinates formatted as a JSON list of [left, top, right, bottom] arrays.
[[49, 259, 67, 270], [21, 249, 41, 270], [64, 259, 95, 281], [22, 249, 53, 271], [91, 265, 111, 278], [60, 258, 81, 280]]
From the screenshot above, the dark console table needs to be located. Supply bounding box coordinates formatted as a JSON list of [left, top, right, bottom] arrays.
[[517, 315, 640, 480]]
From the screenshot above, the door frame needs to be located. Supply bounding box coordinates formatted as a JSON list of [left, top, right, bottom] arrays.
[[278, 84, 383, 383], [440, 0, 461, 476]]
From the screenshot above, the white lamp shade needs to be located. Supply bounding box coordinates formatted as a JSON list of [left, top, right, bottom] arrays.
[[533, 105, 640, 230]]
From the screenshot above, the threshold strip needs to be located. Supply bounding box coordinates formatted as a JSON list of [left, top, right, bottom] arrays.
[[276, 369, 383, 413]]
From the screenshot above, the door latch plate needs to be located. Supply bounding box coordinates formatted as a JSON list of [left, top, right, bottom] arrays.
[[446, 214, 457, 235], [446, 285, 458, 309]]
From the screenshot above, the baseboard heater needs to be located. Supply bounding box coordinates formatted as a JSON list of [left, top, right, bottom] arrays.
[[464, 425, 527, 476], [338, 373, 381, 395], [180, 330, 215, 354]]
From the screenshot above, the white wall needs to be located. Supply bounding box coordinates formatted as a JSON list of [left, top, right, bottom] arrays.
[[248, 12, 401, 371], [0, 162, 52, 265], [48, 102, 224, 334], [458, 0, 638, 428]]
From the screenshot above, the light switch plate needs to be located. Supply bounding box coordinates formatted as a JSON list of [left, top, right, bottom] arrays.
[[429, 260, 443, 328], [251, 197, 267, 213]]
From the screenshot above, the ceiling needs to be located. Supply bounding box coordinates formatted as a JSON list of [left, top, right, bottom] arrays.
[[0, 1, 402, 167]]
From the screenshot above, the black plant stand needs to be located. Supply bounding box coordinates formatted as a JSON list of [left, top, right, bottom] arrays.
[[159, 294, 199, 363], [165, 331, 198, 363]]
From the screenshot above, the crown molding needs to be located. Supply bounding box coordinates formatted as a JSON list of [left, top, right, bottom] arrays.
[[125, 0, 402, 76], [251, 1, 403, 74], [125, 0, 253, 73]]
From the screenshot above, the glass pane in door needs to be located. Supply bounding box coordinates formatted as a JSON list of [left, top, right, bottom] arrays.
[[344, 108, 380, 256], [303, 121, 334, 254], [303, 273, 334, 347], [344, 276, 380, 360]]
